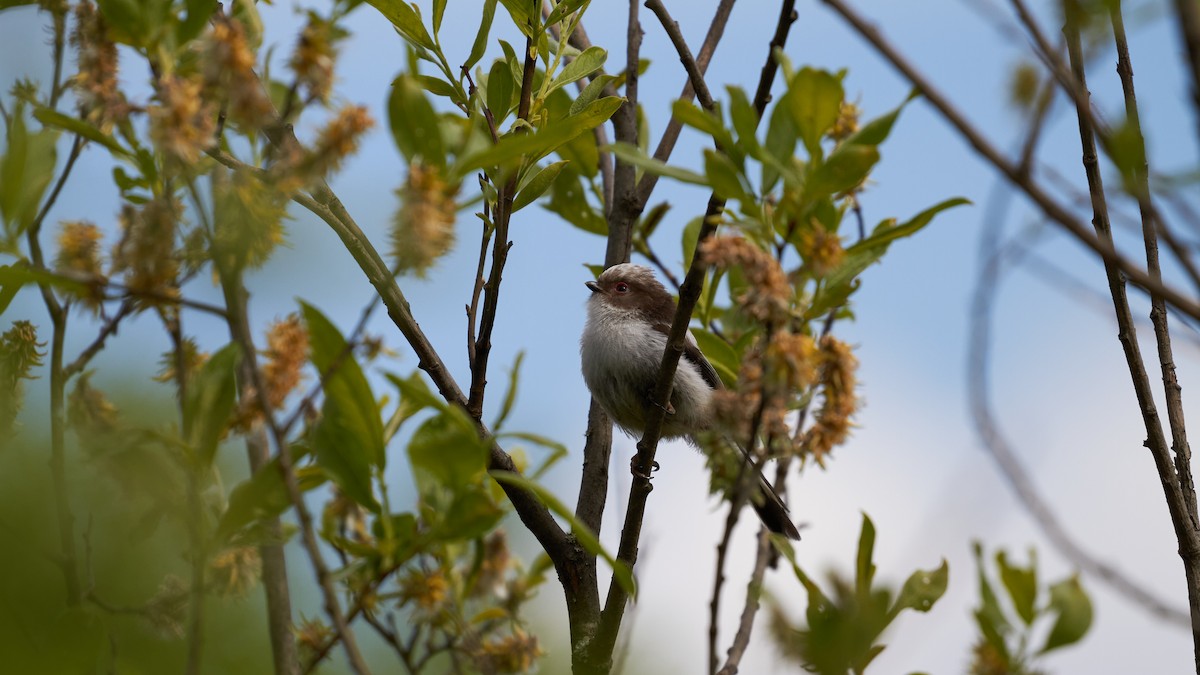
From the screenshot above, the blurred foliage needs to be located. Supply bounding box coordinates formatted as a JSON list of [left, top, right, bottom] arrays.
[[968, 543, 1093, 675], [769, 514, 949, 674]]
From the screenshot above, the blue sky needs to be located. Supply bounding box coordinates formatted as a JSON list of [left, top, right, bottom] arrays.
[[2, 0, 1198, 672]]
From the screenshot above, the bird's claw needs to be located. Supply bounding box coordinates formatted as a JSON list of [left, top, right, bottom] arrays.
[[630, 457, 660, 481]]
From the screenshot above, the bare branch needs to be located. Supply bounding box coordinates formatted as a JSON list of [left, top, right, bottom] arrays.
[[635, 0, 737, 207], [821, 0, 1200, 323], [645, 0, 716, 110]]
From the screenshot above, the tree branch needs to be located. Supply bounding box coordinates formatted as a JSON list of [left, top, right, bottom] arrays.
[[635, 0, 737, 207], [821, 0, 1200, 323]]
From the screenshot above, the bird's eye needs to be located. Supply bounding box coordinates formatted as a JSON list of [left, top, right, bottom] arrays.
[[614, 282, 630, 293]]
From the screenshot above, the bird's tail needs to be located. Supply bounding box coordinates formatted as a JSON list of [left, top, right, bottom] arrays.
[[749, 472, 801, 540]]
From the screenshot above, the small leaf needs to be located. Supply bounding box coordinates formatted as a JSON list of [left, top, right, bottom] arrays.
[[787, 67, 843, 153], [457, 96, 623, 176], [996, 550, 1037, 626], [1039, 575, 1093, 653], [569, 74, 616, 116], [681, 215, 703, 268], [33, 107, 128, 157], [512, 161, 569, 213], [183, 343, 241, 466], [432, 0, 447, 34], [416, 74, 458, 101], [672, 100, 736, 155], [971, 542, 1012, 658], [543, 0, 588, 26], [607, 141, 707, 186], [842, 91, 915, 148], [891, 559, 949, 615], [806, 144, 879, 200], [855, 512, 877, 601], [486, 59, 515, 123], [498, 0, 534, 36], [303, 302, 384, 510], [762, 100, 797, 192], [216, 456, 326, 542], [544, 168, 606, 235], [464, 0, 498, 71], [491, 470, 635, 597], [1, 113, 58, 235], [703, 149, 751, 204], [495, 431, 568, 478], [366, 0, 435, 50], [409, 407, 488, 491], [388, 74, 446, 167], [553, 46, 606, 91], [432, 486, 504, 541], [726, 85, 761, 156], [491, 351, 524, 430]]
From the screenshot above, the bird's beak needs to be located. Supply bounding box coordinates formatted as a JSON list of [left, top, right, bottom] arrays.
[[585, 281, 602, 294]]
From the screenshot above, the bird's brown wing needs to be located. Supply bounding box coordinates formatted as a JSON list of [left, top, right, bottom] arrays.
[[649, 322, 723, 391]]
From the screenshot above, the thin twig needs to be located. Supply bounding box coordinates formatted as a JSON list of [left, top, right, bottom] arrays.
[[716, 526, 773, 675], [644, 0, 716, 110], [218, 265, 373, 674], [1169, 0, 1200, 156], [635, 0, 737, 207], [467, 35, 536, 420], [62, 299, 135, 379], [820, 0, 1200, 322]]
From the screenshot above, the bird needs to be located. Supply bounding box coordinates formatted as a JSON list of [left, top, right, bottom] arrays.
[[579, 262, 801, 540]]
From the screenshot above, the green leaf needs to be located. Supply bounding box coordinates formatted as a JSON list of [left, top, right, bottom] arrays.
[[807, 144, 879, 199], [996, 550, 1037, 626], [513, 160, 568, 212], [569, 74, 615, 116], [178, 0, 218, 43], [409, 407, 488, 491], [216, 457, 326, 542], [842, 91, 916, 148], [971, 542, 1012, 657], [1039, 575, 1093, 654], [416, 74, 458, 101], [823, 197, 969, 297], [465, 0, 497, 71], [433, 486, 505, 541], [787, 67, 843, 153], [366, 0, 435, 50], [726, 85, 761, 156], [543, 168, 606, 235], [762, 99, 797, 192], [681, 215, 703, 268], [490, 470, 635, 597], [183, 343, 240, 466], [703, 149, 750, 204], [690, 328, 737, 388], [672, 99, 736, 155], [491, 351, 524, 430], [96, 0, 149, 46], [891, 559, 948, 615], [1, 113, 58, 235], [457, 96, 622, 176], [543, 0, 589, 26], [495, 431, 567, 478], [0, 263, 88, 304], [553, 46, 606, 92], [302, 302, 384, 511], [432, 0, 447, 34], [498, 0, 534, 36], [855, 512, 877, 602], [486, 59, 515, 123], [388, 74, 446, 167], [607, 141, 707, 186]]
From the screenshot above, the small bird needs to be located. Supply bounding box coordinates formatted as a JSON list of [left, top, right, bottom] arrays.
[[580, 263, 801, 540]]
